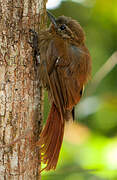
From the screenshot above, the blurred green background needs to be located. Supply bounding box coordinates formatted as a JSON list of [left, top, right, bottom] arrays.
[[42, 0, 117, 179]]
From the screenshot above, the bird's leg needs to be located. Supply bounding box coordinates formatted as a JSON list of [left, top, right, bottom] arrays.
[[29, 29, 40, 66]]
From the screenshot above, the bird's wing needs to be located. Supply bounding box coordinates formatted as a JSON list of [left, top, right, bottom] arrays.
[[60, 44, 91, 110], [43, 41, 90, 116]]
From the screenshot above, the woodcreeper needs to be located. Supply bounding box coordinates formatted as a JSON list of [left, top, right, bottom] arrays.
[[30, 11, 91, 171]]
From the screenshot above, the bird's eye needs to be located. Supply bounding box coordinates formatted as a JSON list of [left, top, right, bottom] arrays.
[[60, 24, 66, 30]]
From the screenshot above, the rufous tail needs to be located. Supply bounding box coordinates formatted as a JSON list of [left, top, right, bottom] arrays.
[[38, 103, 65, 171]]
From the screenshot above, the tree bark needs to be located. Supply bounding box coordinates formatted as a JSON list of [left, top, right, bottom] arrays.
[[0, 0, 47, 179]]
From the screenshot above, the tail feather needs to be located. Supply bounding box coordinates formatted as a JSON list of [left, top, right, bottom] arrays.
[[38, 103, 65, 171]]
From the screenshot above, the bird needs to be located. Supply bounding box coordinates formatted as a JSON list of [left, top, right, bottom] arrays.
[[35, 11, 92, 171]]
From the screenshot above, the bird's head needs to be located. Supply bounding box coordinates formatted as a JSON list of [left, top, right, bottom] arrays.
[[47, 11, 85, 44]]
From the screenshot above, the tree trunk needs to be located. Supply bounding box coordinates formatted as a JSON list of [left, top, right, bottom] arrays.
[[0, 0, 47, 179]]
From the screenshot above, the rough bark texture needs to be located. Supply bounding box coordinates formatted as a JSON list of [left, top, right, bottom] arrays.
[[0, 0, 47, 179]]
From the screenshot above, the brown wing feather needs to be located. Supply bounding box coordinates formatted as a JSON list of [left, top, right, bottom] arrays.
[[40, 39, 91, 114], [45, 40, 91, 111]]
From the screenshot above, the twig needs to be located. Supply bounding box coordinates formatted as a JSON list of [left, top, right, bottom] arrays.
[[86, 51, 117, 96]]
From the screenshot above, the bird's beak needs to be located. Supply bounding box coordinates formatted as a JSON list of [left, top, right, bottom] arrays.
[[47, 11, 58, 28]]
